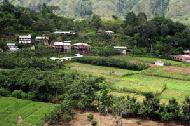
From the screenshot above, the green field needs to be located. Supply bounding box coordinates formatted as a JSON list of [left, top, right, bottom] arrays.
[[111, 55, 190, 68], [68, 56, 190, 103], [0, 97, 58, 126]]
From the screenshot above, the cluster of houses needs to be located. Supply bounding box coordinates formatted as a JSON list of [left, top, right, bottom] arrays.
[[6, 30, 128, 55], [52, 42, 90, 54], [6, 29, 190, 64]]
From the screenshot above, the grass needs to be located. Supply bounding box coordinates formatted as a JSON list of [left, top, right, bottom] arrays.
[[68, 58, 190, 103], [111, 55, 190, 68], [0, 97, 58, 126]]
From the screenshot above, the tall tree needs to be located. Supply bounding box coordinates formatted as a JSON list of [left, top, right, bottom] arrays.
[[90, 15, 102, 31]]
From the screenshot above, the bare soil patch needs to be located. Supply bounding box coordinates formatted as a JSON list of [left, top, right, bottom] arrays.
[[149, 64, 190, 74], [55, 111, 183, 126], [163, 66, 190, 74]]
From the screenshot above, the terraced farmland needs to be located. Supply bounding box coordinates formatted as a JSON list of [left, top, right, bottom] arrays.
[[68, 55, 190, 103], [0, 97, 58, 126]]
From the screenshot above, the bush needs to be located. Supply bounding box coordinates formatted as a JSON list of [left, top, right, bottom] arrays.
[[91, 120, 97, 126], [92, 47, 120, 56], [11, 90, 28, 99], [0, 52, 64, 70], [76, 56, 148, 71], [87, 113, 94, 121], [0, 88, 11, 96]]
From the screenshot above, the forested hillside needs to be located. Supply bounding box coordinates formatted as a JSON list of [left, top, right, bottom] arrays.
[[3, 0, 190, 24]]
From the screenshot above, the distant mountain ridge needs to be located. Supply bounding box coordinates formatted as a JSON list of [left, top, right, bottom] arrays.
[[4, 0, 190, 24]]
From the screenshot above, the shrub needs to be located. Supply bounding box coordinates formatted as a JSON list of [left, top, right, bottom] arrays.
[[0, 88, 11, 96], [91, 120, 97, 126], [92, 47, 120, 56], [11, 90, 28, 99], [76, 56, 148, 71], [87, 113, 94, 121]]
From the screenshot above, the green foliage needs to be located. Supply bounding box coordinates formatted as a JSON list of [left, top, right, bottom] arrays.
[[87, 113, 94, 121], [90, 15, 101, 30], [0, 88, 11, 96], [92, 47, 120, 56], [0, 52, 63, 70], [11, 90, 28, 99], [91, 119, 97, 126], [112, 95, 190, 124], [76, 56, 148, 71], [124, 13, 189, 56]]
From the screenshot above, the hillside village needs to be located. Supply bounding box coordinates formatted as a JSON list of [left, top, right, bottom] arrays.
[[1, 1, 190, 126]]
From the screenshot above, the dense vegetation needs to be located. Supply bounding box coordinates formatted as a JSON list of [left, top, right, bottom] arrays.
[[76, 56, 148, 71], [1, 0, 190, 57], [112, 94, 190, 124]]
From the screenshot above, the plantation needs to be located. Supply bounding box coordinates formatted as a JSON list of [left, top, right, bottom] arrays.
[[0, 97, 58, 126]]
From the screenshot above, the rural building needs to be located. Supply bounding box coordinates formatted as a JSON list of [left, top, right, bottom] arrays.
[[172, 55, 190, 62], [172, 50, 190, 62], [54, 31, 76, 35], [19, 34, 31, 44], [114, 46, 127, 55], [105, 30, 114, 35], [35, 36, 49, 45], [183, 50, 190, 54], [64, 41, 71, 43], [53, 42, 71, 52], [7, 43, 19, 52], [73, 43, 90, 54]]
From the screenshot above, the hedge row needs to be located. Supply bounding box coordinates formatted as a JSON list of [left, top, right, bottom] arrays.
[[76, 56, 148, 71]]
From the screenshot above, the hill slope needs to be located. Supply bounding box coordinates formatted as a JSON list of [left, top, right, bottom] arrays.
[[4, 0, 190, 23]]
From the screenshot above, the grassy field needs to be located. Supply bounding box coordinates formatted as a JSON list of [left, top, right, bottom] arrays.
[[111, 55, 190, 68], [68, 56, 190, 103], [0, 97, 58, 126]]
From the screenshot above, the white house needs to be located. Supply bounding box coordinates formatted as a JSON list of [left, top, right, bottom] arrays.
[[19, 34, 31, 44], [7, 43, 19, 52], [114, 46, 127, 55], [53, 42, 71, 52]]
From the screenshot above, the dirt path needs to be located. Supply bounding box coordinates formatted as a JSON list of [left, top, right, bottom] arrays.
[[56, 112, 183, 126]]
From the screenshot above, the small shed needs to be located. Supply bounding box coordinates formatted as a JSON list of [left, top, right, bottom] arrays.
[[155, 61, 164, 66], [7, 43, 19, 52], [73, 43, 90, 54], [105, 30, 114, 35], [114, 46, 127, 55]]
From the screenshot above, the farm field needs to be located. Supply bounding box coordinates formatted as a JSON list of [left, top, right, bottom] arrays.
[[0, 97, 58, 126], [68, 59, 190, 103], [111, 55, 190, 68]]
